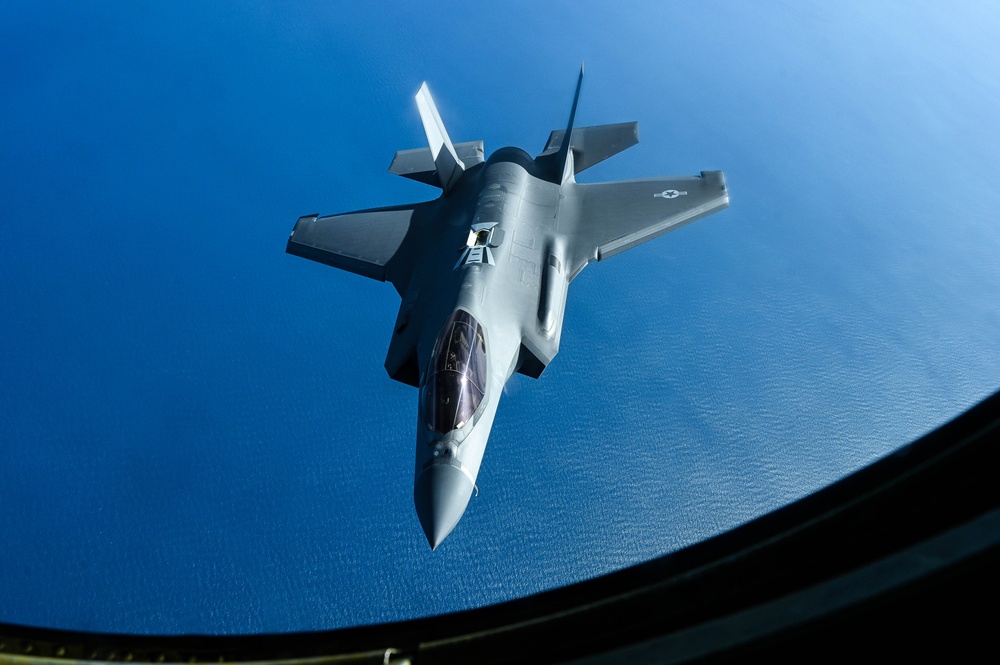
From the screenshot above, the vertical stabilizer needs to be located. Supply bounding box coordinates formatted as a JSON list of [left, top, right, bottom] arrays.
[[555, 65, 584, 184], [415, 82, 465, 194]]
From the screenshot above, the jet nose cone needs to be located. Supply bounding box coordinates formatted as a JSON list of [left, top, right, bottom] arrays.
[[414, 463, 475, 550]]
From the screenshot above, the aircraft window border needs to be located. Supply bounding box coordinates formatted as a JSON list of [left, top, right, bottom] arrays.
[[422, 310, 488, 435]]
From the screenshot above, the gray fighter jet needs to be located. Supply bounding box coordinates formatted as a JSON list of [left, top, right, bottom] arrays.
[[286, 68, 729, 549]]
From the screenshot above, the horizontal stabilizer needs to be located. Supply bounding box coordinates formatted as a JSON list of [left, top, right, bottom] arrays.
[[389, 141, 485, 187], [538, 122, 639, 175]]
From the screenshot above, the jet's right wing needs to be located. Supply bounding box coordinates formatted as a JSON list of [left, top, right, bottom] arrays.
[[286, 203, 427, 295], [566, 171, 729, 279]]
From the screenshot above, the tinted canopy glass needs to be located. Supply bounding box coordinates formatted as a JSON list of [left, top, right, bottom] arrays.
[[423, 310, 487, 434]]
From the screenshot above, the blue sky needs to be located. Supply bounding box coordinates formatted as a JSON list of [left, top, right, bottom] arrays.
[[1, 1, 999, 633]]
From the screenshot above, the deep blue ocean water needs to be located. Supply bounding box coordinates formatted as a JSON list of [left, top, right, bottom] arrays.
[[1, 1, 999, 633]]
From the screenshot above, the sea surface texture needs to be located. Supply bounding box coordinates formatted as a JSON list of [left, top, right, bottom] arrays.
[[1, 1, 998, 633]]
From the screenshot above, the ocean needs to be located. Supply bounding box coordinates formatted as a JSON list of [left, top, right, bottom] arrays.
[[1, 0, 998, 633]]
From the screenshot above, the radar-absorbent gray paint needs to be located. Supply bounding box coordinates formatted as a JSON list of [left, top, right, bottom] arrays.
[[286, 68, 729, 549]]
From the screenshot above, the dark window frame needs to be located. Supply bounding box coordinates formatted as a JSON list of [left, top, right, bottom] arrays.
[[422, 310, 488, 434]]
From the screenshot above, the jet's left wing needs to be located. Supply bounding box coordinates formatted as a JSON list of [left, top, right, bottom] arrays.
[[566, 171, 729, 279], [286, 203, 427, 295]]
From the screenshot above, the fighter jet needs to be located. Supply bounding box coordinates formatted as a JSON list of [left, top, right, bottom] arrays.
[[286, 68, 729, 549]]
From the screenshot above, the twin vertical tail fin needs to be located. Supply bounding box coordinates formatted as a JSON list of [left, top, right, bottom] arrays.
[[536, 64, 639, 182], [414, 83, 466, 193], [388, 83, 483, 192], [389, 67, 635, 192], [554, 64, 585, 185]]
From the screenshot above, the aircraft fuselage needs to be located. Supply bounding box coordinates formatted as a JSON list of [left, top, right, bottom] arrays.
[[409, 150, 571, 548]]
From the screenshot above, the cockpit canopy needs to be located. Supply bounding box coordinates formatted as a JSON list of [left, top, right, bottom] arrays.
[[422, 310, 488, 435]]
